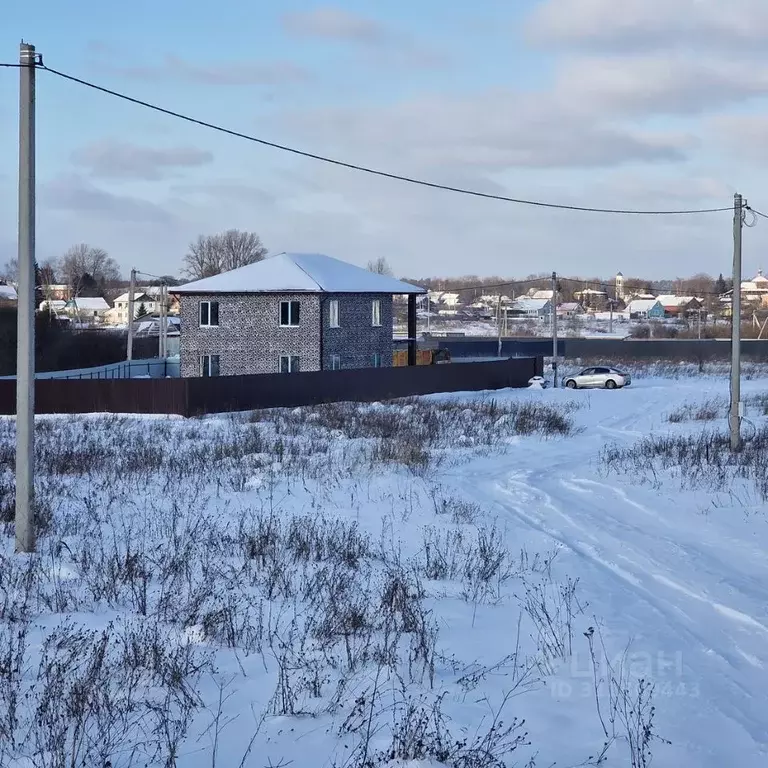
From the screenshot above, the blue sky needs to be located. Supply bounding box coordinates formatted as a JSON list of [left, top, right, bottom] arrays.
[[2, 0, 768, 280]]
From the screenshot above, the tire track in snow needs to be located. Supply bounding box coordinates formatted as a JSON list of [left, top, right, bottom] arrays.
[[486, 472, 768, 754]]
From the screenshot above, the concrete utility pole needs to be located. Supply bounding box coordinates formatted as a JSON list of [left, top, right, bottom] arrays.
[[16, 42, 37, 553], [126, 268, 136, 364], [497, 294, 503, 357], [159, 284, 167, 358], [608, 300, 614, 335], [730, 193, 744, 452], [551, 271, 559, 387]]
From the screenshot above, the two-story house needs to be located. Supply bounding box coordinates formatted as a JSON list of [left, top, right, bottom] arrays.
[[174, 252, 425, 377], [109, 291, 159, 325]]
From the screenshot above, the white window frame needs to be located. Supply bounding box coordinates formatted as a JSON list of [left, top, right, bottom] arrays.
[[331, 354, 341, 370], [280, 300, 301, 327], [200, 354, 220, 377], [372, 299, 382, 327], [279, 355, 300, 373], [199, 300, 219, 327], [329, 299, 340, 328], [372, 353, 382, 368]]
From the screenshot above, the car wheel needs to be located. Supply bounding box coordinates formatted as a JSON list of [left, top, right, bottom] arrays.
[[566, 380, 577, 389], [605, 379, 617, 390]]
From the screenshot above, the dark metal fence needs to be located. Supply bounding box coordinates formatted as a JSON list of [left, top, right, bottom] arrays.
[[0, 357, 540, 417], [439, 337, 768, 361]]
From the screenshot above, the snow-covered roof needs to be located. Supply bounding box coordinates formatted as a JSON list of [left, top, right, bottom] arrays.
[[0, 284, 17, 300], [575, 288, 607, 296], [114, 292, 153, 303], [656, 295, 698, 307], [512, 298, 550, 310], [174, 252, 426, 295], [558, 302, 583, 310], [69, 297, 110, 311], [626, 299, 661, 312], [530, 289, 554, 300]]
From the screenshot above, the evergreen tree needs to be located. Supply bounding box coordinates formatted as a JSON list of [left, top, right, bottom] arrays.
[[136, 302, 148, 318], [714, 273, 727, 294]]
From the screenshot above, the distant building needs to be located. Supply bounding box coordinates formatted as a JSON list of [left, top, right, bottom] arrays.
[[42, 284, 70, 301], [0, 283, 17, 307], [108, 291, 160, 325], [721, 269, 768, 312], [625, 299, 665, 319], [506, 297, 552, 319], [615, 272, 625, 300], [557, 302, 584, 317], [574, 288, 608, 311], [656, 295, 703, 318], [174, 252, 425, 377], [65, 297, 110, 325]]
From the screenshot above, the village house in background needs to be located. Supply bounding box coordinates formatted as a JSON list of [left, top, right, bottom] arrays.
[[625, 299, 665, 320], [507, 297, 552, 320], [64, 296, 110, 325], [720, 269, 768, 314], [174, 252, 425, 377], [109, 291, 160, 324], [0, 283, 17, 308], [656, 295, 703, 319]]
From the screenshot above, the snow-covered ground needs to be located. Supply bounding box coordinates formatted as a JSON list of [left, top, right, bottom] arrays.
[[2, 372, 768, 767]]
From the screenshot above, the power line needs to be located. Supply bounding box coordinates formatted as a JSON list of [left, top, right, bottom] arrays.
[[746, 205, 768, 221], [557, 275, 728, 298], [411, 276, 563, 294], [34, 63, 736, 217]]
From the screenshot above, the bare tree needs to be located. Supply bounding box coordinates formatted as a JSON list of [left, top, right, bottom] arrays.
[[0, 259, 18, 284], [367, 257, 393, 276], [182, 230, 268, 279], [59, 244, 121, 297], [38, 259, 57, 286]]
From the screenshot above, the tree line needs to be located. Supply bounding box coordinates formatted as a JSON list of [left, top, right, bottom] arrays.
[[0, 231, 735, 302]]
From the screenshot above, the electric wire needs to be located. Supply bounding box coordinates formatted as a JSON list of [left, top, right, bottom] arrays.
[[30, 63, 736, 216]]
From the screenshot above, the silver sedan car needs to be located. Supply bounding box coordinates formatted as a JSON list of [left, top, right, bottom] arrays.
[[563, 366, 631, 390]]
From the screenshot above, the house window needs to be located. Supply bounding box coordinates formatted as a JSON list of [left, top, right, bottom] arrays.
[[372, 299, 382, 327], [199, 301, 219, 327], [279, 355, 300, 373], [329, 299, 340, 328], [372, 353, 382, 368], [200, 354, 220, 377], [331, 354, 341, 370], [280, 301, 300, 327]]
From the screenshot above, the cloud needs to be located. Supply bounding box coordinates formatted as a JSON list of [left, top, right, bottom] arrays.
[[276, 89, 691, 174], [526, 0, 768, 52], [169, 180, 277, 206], [113, 55, 309, 86], [280, 6, 448, 69], [71, 140, 213, 181], [282, 7, 389, 43], [42, 175, 177, 225], [552, 55, 768, 116], [711, 115, 768, 161]]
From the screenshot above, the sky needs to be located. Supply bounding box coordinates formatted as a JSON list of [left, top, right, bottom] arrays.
[[2, 0, 768, 280]]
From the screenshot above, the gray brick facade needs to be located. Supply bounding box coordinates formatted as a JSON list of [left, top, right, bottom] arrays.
[[180, 292, 394, 377], [321, 294, 393, 370], [180, 293, 321, 377]]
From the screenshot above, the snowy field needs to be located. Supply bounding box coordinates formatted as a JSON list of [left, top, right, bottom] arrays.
[[2, 370, 768, 767]]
